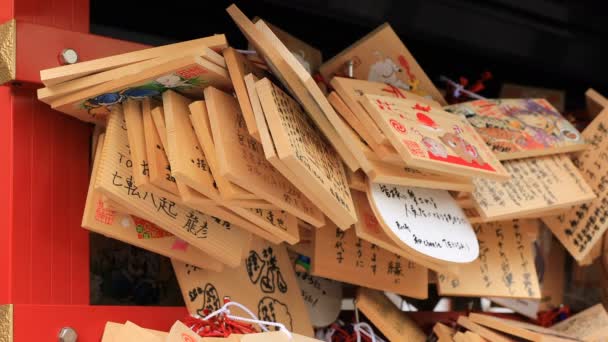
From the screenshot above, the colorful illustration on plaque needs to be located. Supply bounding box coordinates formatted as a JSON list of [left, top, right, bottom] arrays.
[[365, 52, 430, 98], [80, 67, 209, 118], [132, 216, 173, 239], [365, 95, 499, 173], [445, 99, 583, 156]]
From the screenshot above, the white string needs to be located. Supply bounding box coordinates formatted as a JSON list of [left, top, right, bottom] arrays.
[[236, 49, 258, 55], [353, 322, 387, 342], [198, 301, 294, 339], [324, 327, 336, 342], [439, 75, 487, 100]]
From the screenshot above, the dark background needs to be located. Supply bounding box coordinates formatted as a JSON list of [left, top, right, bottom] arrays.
[[91, 0, 608, 110]]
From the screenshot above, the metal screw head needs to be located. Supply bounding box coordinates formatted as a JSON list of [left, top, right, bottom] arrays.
[[58, 326, 77, 342], [59, 48, 79, 65]]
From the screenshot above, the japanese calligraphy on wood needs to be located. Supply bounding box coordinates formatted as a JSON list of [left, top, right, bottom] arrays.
[[360, 94, 509, 180], [312, 222, 428, 298], [256, 78, 356, 229], [172, 238, 313, 336], [543, 112, 608, 261], [437, 220, 541, 299], [226, 5, 359, 171], [205, 85, 324, 227], [367, 182, 479, 264], [319, 23, 446, 105], [551, 304, 608, 341], [163, 90, 220, 200], [188, 100, 269, 207], [331, 77, 440, 149], [95, 105, 250, 267], [352, 190, 458, 274], [473, 154, 595, 222], [444, 99, 586, 160], [294, 271, 342, 328], [83, 133, 222, 271]]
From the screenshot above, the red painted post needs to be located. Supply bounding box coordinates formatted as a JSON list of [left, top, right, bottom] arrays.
[[0, 0, 185, 338]]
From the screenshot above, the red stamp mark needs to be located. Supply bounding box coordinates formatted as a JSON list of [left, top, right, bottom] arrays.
[[389, 119, 407, 134], [95, 199, 115, 225], [403, 139, 426, 157]]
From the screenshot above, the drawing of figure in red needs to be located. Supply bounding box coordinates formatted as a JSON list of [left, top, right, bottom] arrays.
[[422, 137, 448, 158], [416, 112, 440, 131], [439, 132, 486, 166]]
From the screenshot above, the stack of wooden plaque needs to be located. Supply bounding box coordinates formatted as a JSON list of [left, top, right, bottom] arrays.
[[37, 3, 608, 341]]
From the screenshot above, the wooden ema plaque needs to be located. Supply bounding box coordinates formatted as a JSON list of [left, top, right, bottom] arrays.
[[206, 85, 325, 228], [188, 100, 268, 205], [327, 90, 394, 159], [500, 84, 565, 112], [346, 169, 366, 192], [255, 78, 357, 229], [255, 20, 367, 172], [141, 101, 181, 198], [228, 207, 300, 245], [123, 99, 150, 187], [468, 313, 579, 342], [437, 220, 541, 299], [162, 91, 297, 244], [355, 288, 426, 342], [367, 182, 479, 264], [361, 94, 510, 180], [110, 321, 164, 342], [457, 316, 515, 342], [40, 34, 227, 86], [312, 222, 428, 298], [473, 154, 595, 222], [95, 105, 250, 267], [257, 20, 322, 74], [38, 46, 226, 104], [319, 23, 446, 105], [83, 134, 222, 271], [224, 47, 268, 141], [331, 76, 440, 149], [163, 90, 220, 200], [50, 55, 232, 125], [150, 105, 169, 150], [543, 111, 608, 261], [226, 5, 359, 171], [327, 91, 474, 192], [172, 238, 314, 337], [352, 190, 458, 274], [247, 74, 341, 231], [124, 98, 196, 207], [433, 323, 456, 342], [294, 270, 342, 328], [102, 322, 169, 342], [551, 303, 608, 341], [444, 99, 586, 160]]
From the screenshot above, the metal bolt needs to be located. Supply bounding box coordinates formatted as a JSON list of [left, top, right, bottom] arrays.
[[58, 327, 77, 342], [59, 48, 79, 65], [345, 59, 355, 78]]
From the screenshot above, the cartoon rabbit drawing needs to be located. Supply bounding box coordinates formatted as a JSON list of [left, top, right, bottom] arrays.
[[367, 51, 410, 90]]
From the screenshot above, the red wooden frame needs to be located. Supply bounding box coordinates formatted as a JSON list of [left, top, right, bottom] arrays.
[[0, 0, 187, 339]]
